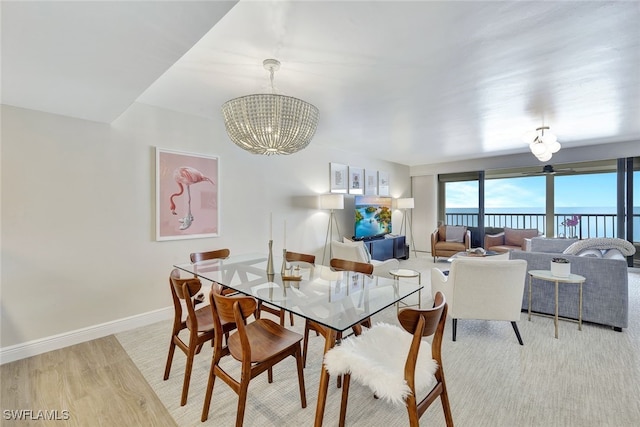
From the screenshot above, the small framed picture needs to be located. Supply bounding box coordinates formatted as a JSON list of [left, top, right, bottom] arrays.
[[348, 167, 364, 194], [378, 171, 390, 196], [330, 163, 348, 193], [364, 169, 378, 195]]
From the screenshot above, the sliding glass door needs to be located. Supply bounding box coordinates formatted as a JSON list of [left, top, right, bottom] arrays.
[[438, 157, 638, 265]]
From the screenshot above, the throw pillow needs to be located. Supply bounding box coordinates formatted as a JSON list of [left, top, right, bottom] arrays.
[[445, 226, 465, 242], [563, 238, 636, 256], [504, 228, 539, 247], [576, 249, 603, 258], [603, 249, 625, 260]]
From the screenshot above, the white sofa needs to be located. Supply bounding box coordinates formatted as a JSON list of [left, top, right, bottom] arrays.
[[330, 240, 399, 278]]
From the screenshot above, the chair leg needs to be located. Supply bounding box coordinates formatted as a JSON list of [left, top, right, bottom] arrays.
[[201, 366, 218, 422], [336, 331, 343, 388], [405, 392, 419, 427], [255, 302, 262, 319], [452, 318, 457, 342], [163, 338, 176, 380], [440, 378, 454, 427], [302, 322, 311, 368], [294, 345, 307, 408], [290, 312, 295, 326], [181, 348, 196, 406], [195, 342, 205, 354], [268, 367, 273, 383], [235, 380, 250, 427], [511, 321, 524, 345], [339, 373, 351, 427]]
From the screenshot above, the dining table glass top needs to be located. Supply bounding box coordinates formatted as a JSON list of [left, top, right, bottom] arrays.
[[173, 253, 423, 333]]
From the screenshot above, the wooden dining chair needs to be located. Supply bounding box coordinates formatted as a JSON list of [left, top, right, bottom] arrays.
[[201, 288, 307, 426], [257, 251, 316, 327], [301, 258, 373, 370], [163, 269, 236, 406], [189, 248, 230, 263], [324, 291, 453, 427], [190, 248, 235, 296]]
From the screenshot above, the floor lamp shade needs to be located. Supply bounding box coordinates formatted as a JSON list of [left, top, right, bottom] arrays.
[[396, 198, 414, 209], [319, 194, 344, 210]]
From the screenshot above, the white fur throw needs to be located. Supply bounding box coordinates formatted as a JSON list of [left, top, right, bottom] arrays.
[[323, 323, 438, 406], [563, 238, 636, 257]]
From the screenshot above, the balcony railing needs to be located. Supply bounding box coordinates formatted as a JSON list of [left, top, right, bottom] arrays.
[[444, 212, 640, 242]]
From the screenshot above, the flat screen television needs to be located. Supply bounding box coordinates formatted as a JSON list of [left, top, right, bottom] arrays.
[[354, 195, 392, 240]]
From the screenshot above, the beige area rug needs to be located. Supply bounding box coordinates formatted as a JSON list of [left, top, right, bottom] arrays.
[[117, 254, 640, 426]]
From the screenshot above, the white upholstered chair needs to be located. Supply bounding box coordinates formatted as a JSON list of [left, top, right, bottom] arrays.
[[431, 258, 528, 345], [330, 240, 399, 277]]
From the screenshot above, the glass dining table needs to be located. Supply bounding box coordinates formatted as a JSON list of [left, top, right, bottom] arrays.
[[173, 252, 423, 427]]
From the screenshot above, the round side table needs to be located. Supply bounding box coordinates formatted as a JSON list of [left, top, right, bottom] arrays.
[[527, 269, 586, 339], [389, 268, 422, 312]]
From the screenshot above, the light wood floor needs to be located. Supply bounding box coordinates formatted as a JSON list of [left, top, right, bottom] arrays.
[[0, 335, 177, 427]]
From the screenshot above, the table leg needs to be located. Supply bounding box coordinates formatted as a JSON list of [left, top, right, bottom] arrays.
[[314, 329, 337, 427], [528, 275, 532, 321], [554, 280, 559, 339], [578, 282, 583, 331]]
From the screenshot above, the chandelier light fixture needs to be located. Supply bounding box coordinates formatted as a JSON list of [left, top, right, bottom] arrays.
[[525, 126, 561, 162], [221, 59, 319, 156]]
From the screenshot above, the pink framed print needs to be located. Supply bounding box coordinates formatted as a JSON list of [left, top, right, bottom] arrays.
[[156, 148, 220, 241]]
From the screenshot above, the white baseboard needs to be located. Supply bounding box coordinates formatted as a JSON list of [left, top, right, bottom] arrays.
[[0, 307, 173, 365]]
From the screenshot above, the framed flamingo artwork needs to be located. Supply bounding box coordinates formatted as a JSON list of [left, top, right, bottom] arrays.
[[156, 148, 219, 241]]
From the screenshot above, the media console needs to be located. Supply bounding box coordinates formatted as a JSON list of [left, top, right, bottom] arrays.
[[360, 235, 407, 261]]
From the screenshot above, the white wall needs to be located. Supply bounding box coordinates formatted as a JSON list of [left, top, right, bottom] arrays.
[[0, 103, 410, 351]]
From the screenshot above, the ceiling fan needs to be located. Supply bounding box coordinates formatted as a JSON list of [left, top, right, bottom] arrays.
[[522, 164, 574, 176]]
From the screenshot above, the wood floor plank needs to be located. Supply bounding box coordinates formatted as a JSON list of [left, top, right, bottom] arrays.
[[0, 335, 177, 427]]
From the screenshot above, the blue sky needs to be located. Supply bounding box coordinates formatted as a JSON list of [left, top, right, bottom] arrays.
[[446, 172, 639, 209]]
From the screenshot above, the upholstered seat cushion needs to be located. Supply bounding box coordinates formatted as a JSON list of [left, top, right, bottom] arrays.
[[323, 322, 437, 406]]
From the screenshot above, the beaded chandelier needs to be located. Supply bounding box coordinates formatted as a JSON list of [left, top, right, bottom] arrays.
[[222, 59, 319, 155]]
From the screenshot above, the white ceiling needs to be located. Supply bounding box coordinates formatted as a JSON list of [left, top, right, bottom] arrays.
[[2, 1, 639, 167]]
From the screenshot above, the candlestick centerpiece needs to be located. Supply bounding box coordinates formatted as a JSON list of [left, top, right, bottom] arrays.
[[266, 239, 275, 275]]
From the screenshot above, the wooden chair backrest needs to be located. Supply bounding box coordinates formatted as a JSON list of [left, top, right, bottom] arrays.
[[398, 291, 446, 338], [285, 251, 316, 265], [190, 248, 230, 263], [330, 258, 374, 275], [398, 291, 447, 365], [170, 276, 202, 300], [170, 274, 204, 331], [212, 293, 256, 325]]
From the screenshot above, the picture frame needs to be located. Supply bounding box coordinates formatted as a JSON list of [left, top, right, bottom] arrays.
[[156, 148, 220, 241], [330, 162, 348, 193], [364, 169, 378, 195], [348, 166, 364, 195], [378, 171, 390, 196]]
